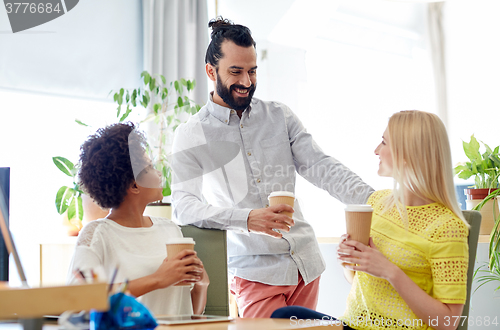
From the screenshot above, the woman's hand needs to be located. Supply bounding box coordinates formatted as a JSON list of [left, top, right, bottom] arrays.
[[191, 267, 210, 314], [337, 237, 399, 281], [154, 249, 204, 288], [336, 234, 355, 268], [194, 266, 210, 288]]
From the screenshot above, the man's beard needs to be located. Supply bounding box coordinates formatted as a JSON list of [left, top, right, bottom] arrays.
[[216, 73, 256, 111]]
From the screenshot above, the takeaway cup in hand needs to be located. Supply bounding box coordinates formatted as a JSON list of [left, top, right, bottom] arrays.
[[268, 191, 295, 218], [166, 237, 195, 286], [345, 204, 373, 246]]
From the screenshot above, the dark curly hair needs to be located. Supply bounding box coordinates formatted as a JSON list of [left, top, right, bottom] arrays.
[[205, 16, 256, 67], [78, 122, 149, 209]]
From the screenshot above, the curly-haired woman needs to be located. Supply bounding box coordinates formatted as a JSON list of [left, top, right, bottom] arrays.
[[67, 122, 208, 316]]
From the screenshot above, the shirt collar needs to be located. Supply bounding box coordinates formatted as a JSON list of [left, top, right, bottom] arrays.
[[207, 93, 253, 125]]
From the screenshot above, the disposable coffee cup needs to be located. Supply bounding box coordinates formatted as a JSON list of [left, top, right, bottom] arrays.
[[268, 191, 295, 218], [166, 237, 196, 286], [345, 204, 373, 246]]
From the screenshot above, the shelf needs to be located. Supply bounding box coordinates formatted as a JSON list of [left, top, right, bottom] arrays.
[[0, 283, 108, 320]]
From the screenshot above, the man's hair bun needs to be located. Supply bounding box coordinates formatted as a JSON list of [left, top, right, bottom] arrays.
[[208, 16, 233, 30]]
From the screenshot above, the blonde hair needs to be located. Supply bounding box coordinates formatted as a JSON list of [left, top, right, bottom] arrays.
[[384, 110, 468, 227]]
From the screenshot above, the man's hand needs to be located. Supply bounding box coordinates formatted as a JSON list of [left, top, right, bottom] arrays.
[[247, 204, 295, 238]]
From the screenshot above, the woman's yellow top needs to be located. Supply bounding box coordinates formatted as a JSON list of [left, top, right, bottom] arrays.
[[340, 190, 469, 330]]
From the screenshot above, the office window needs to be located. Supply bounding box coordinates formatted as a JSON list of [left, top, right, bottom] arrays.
[[0, 0, 143, 285]]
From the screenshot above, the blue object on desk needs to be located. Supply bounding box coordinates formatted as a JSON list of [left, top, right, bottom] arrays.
[[90, 293, 157, 330]]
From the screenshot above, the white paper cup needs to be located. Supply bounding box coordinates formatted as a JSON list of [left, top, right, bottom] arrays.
[[268, 191, 295, 218]]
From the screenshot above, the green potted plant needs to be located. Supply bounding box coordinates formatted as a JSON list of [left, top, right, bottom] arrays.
[[473, 187, 500, 293], [454, 135, 500, 234], [110, 71, 201, 217], [53, 156, 109, 235], [53, 156, 83, 235]]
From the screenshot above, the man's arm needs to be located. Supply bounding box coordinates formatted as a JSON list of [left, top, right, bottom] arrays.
[[171, 123, 294, 235], [284, 107, 374, 204]]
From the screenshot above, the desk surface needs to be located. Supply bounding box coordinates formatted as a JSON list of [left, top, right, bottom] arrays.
[[0, 318, 342, 330]]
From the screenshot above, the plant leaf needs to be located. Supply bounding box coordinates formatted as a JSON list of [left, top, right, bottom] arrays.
[[131, 89, 137, 107], [174, 80, 181, 94], [119, 105, 132, 122], [149, 77, 156, 91], [53, 157, 74, 177], [142, 71, 151, 85], [140, 113, 156, 124], [153, 103, 161, 115], [457, 169, 473, 180], [75, 119, 89, 127], [116, 104, 122, 119], [67, 199, 75, 220], [55, 186, 72, 214]]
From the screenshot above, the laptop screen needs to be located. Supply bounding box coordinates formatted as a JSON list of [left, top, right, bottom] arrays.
[[0, 168, 28, 286], [0, 167, 9, 281]]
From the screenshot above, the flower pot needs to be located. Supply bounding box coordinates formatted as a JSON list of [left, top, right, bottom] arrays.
[[464, 188, 498, 200], [62, 212, 82, 237], [144, 202, 172, 219], [465, 188, 499, 235]]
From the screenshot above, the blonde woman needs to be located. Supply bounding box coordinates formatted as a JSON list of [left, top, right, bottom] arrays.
[[272, 110, 469, 330]]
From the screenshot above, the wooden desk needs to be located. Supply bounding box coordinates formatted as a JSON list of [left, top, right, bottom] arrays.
[[0, 318, 342, 330]]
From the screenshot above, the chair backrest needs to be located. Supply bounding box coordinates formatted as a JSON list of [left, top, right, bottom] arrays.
[[457, 210, 482, 330], [180, 225, 229, 316]]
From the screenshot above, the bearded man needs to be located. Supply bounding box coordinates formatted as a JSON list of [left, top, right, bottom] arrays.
[[171, 17, 374, 318]]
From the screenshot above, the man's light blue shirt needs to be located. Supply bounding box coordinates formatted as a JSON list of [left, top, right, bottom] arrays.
[[171, 95, 374, 285]]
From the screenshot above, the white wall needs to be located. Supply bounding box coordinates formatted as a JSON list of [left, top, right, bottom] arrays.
[[446, 0, 500, 168]]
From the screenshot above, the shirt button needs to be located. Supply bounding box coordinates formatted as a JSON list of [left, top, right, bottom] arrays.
[[247, 152, 251, 156], [291, 251, 295, 255], [231, 110, 235, 114], [265, 204, 269, 207], [240, 124, 243, 128], [225, 119, 228, 123], [256, 179, 261, 183]]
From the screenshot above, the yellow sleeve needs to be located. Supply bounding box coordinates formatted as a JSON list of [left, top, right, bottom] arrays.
[[429, 215, 469, 304]]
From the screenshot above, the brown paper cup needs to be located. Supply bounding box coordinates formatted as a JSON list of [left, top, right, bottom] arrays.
[[166, 237, 195, 286], [345, 204, 373, 246], [268, 191, 295, 218]]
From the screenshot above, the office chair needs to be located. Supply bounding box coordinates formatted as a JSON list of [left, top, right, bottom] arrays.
[[180, 225, 229, 316], [457, 210, 482, 330]]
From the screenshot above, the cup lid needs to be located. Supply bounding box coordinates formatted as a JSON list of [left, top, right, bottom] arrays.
[[344, 204, 373, 212], [166, 237, 195, 245], [268, 191, 295, 199]]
